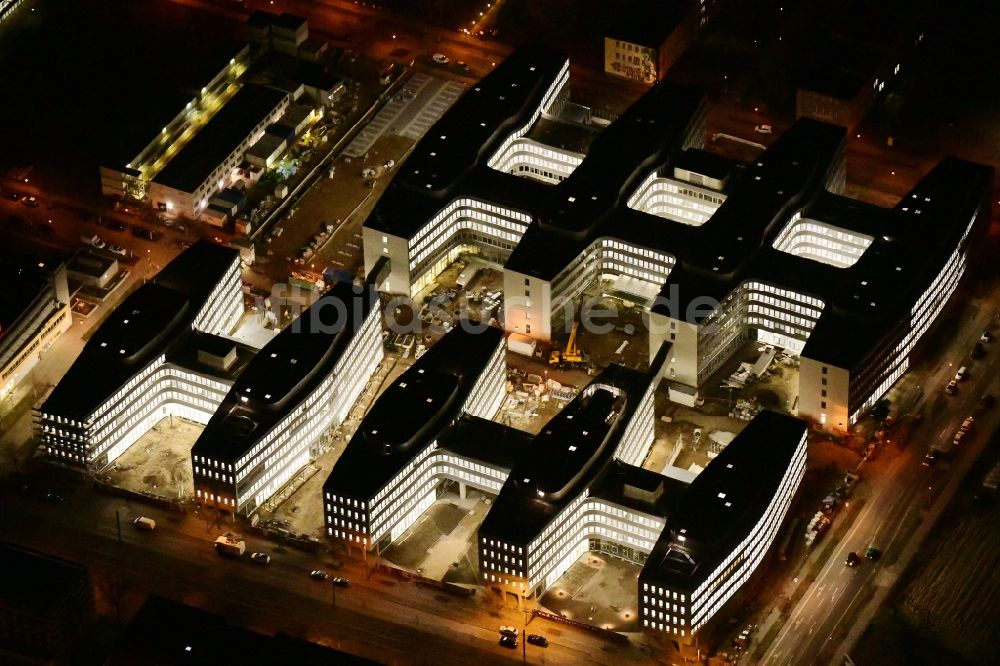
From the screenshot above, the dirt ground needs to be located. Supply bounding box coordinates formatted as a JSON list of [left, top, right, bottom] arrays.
[[102, 416, 202, 499], [255, 354, 412, 536], [538, 551, 642, 632]]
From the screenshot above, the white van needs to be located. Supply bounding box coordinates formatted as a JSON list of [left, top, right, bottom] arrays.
[[955, 366, 968, 381], [133, 516, 156, 531]]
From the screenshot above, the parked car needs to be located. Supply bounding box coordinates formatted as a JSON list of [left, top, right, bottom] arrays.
[[971, 343, 986, 359], [526, 634, 548, 647], [499, 635, 518, 649], [45, 491, 64, 503], [309, 570, 329, 581], [865, 546, 882, 561], [945, 380, 958, 395], [250, 552, 271, 565], [845, 552, 860, 567], [922, 450, 939, 467], [21, 195, 38, 207], [982, 330, 992, 343], [331, 577, 350, 587], [432, 53, 450, 64], [108, 244, 127, 256], [498, 626, 518, 638], [754, 124, 773, 134], [961, 416, 975, 432]]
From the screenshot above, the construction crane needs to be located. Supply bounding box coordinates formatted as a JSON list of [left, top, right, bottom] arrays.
[[549, 296, 589, 368]]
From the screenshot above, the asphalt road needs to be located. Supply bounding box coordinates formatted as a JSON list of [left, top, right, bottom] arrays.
[[758, 279, 1000, 666], [0, 474, 664, 665]]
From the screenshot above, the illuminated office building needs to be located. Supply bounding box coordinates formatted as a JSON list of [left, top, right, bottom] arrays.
[[193, 278, 383, 515], [36, 241, 244, 470], [322, 324, 506, 548], [638, 412, 807, 637], [364, 44, 992, 433]]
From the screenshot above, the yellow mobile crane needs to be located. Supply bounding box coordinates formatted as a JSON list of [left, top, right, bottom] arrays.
[[549, 297, 589, 368]]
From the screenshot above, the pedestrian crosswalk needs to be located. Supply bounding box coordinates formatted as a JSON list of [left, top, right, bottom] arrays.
[[344, 73, 466, 158]]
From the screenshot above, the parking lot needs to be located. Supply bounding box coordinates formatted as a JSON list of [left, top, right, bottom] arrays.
[[538, 551, 642, 632]]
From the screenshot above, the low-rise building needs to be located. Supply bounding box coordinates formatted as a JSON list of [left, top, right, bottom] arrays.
[[0, 250, 72, 400]]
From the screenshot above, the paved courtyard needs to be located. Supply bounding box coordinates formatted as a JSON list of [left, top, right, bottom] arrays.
[[538, 551, 642, 632], [381, 489, 493, 585]]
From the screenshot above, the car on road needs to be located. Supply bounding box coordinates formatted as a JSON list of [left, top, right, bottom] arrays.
[[133, 516, 156, 530], [4, 191, 20, 201], [432, 53, 450, 64], [21, 195, 38, 207], [865, 546, 882, 561], [250, 552, 271, 565], [499, 635, 517, 649], [961, 416, 975, 432], [845, 551, 860, 567], [945, 380, 958, 395], [83, 234, 107, 249], [498, 626, 518, 638], [108, 244, 127, 256], [526, 634, 548, 647], [105, 220, 127, 232], [331, 577, 349, 587], [953, 430, 967, 446], [754, 124, 773, 134], [922, 449, 939, 467], [309, 570, 329, 581], [982, 330, 992, 343], [457, 60, 470, 71]]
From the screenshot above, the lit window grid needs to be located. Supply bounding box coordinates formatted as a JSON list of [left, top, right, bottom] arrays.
[[192, 258, 243, 334], [511, 494, 666, 593], [641, 431, 806, 636], [226, 306, 383, 511], [628, 174, 726, 227], [461, 341, 507, 419], [332, 446, 510, 545], [408, 197, 532, 272], [490, 138, 584, 182], [613, 380, 656, 466], [772, 212, 874, 269], [1, 304, 70, 393], [484, 60, 570, 171], [548, 238, 675, 315]]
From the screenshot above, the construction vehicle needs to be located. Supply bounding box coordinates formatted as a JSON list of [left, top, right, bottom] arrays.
[[549, 320, 589, 368]]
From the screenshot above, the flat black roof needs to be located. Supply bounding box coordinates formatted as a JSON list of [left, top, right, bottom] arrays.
[[164, 331, 257, 382], [273, 12, 307, 31], [589, 459, 688, 518], [155, 84, 288, 193], [323, 325, 503, 500], [0, 248, 62, 334], [42, 241, 239, 421], [437, 414, 535, 470], [479, 362, 654, 546], [364, 44, 570, 240], [367, 43, 992, 388], [0, 542, 89, 616], [639, 411, 806, 593], [108, 596, 378, 666], [192, 281, 378, 462]]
